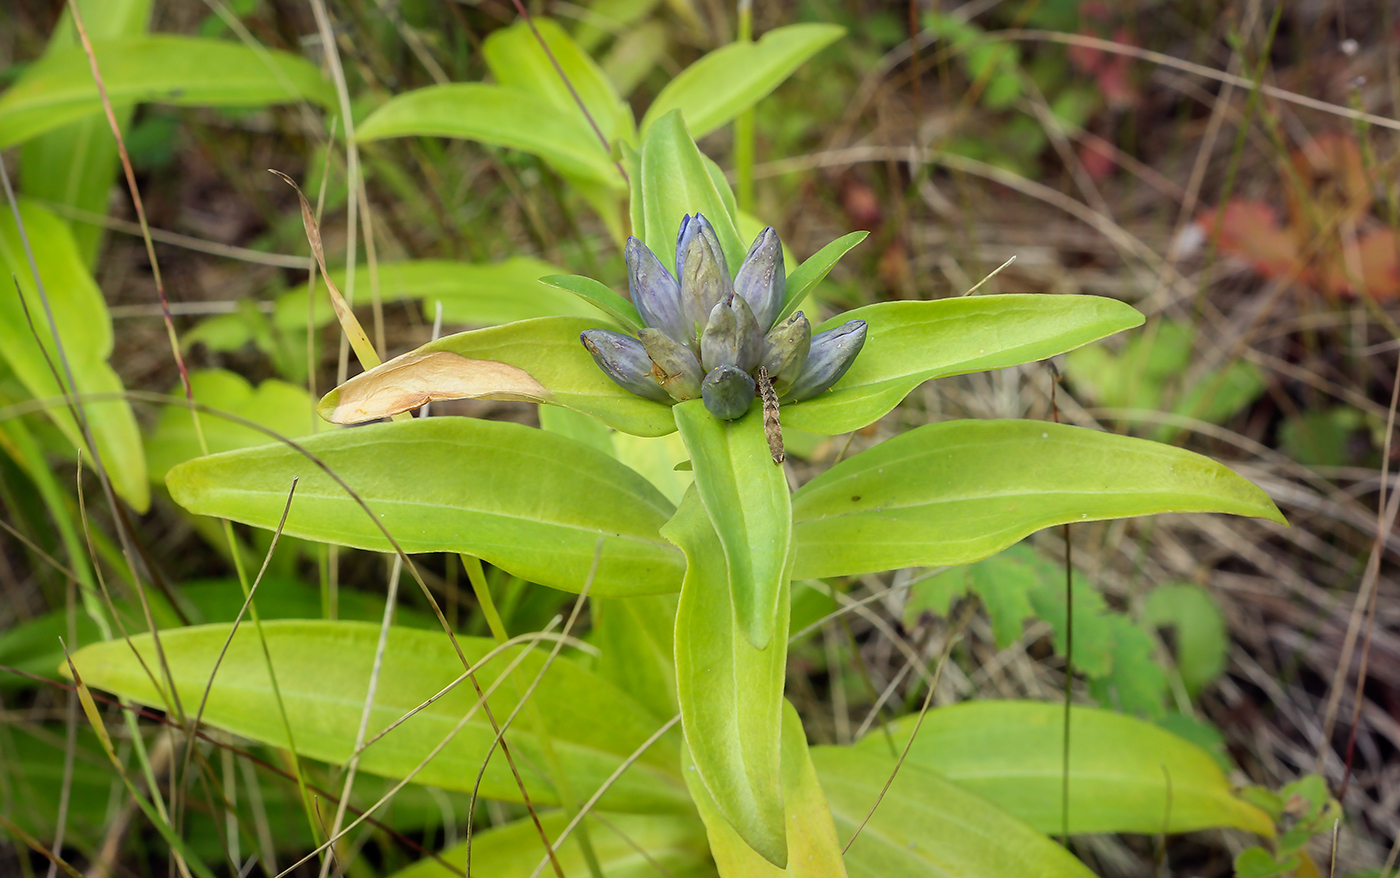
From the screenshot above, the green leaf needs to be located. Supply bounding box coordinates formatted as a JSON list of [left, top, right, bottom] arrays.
[[776, 231, 869, 322], [812, 746, 1099, 878], [856, 701, 1274, 836], [642, 24, 845, 139], [673, 400, 792, 650], [0, 200, 148, 510], [66, 621, 688, 811], [791, 419, 1286, 580], [591, 594, 678, 721], [390, 811, 711, 878], [166, 417, 685, 597], [685, 701, 847, 876], [1234, 847, 1298, 878], [665, 487, 787, 866], [483, 18, 635, 144], [316, 316, 676, 437], [782, 294, 1146, 435], [538, 274, 641, 332], [0, 36, 335, 148], [635, 110, 745, 270], [356, 84, 621, 188], [144, 369, 324, 482], [274, 258, 588, 332], [1141, 582, 1229, 696], [1089, 616, 1170, 718], [20, 0, 154, 267]]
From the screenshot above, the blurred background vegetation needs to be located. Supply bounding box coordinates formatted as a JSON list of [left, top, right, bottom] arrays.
[[1, 0, 1398, 876]]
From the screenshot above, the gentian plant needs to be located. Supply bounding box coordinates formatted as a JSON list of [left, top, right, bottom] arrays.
[[66, 70, 1289, 878]]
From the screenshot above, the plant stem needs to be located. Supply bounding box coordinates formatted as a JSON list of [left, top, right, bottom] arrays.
[[734, 0, 755, 213]]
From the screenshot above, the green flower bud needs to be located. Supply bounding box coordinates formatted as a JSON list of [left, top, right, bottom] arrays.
[[700, 293, 762, 374], [639, 328, 703, 401], [784, 319, 867, 402], [734, 226, 785, 331], [675, 214, 731, 340], [701, 364, 757, 420], [759, 311, 811, 394], [626, 236, 690, 349], [580, 329, 669, 401]]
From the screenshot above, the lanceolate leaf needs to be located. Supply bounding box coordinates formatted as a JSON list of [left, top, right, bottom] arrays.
[[673, 400, 792, 650], [777, 231, 869, 322], [636, 111, 745, 270], [389, 811, 712, 878], [665, 488, 787, 867], [856, 701, 1273, 836], [0, 36, 334, 148], [317, 317, 675, 436], [20, 0, 154, 267], [792, 420, 1285, 580], [813, 747, 1099, 878], [642, 24, 846, 139], [166, 417, 685, 597], [66, 622, 689, 811], [483, 18, 635, 144], [0, 200, 148, 510], [539, 274, 642, 332], [685, 701, 847, 876], [273, 258, 588, 332], [356, 84, 620, 187], [782, 294, 1145, 435]]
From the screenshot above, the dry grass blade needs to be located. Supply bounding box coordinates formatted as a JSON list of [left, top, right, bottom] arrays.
[[269, 169, 381, 373], [0, 815, 85, 878], [841, 602, 975, 853]]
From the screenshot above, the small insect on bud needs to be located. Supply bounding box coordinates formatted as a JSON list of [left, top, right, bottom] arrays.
[[639, 327, 703, 401], [757, 366, 784, 465]]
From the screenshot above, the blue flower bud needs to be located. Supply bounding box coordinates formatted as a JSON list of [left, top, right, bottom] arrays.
[[784, 320, 867, 402], [701, 364, 757, 420], [700, 293, 762, 375], [675, 214, 731, 338], [626, 237, 691, 347], [639, 328, 703, 401], [759, 311, 811, 394], [734, 227, 785, 331], [580, 329, 669, 402]]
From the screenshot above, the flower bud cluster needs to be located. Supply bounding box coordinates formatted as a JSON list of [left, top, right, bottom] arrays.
[[582, 215, 866, 420]]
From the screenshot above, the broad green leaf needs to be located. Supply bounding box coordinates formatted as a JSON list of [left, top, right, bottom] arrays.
[[782, 294, 1145, 435], [673, 400, 792, 650], [665, 487, 787, 866], [777, 231, 869, 322], [792, 419, 1285, 580], [390, 811, 711, 878], [686, 701, 847, 876], [642, 24, 845, 139], [0, 200, 148, 510], [600, 20, 669, 95], [0, 577, 436, 693], [812, 747, 1098, 878], [483, 18, 635, 143], [145, 369, 323, 482], [356, 84, 621, 188], [539, 273, 642, 332], [611, 430, 692, 505], [855, 701, 1273, 836], [1141, 582, 1229, 696], [1089, 615, 1170, 718], [636, 110, 745, 270], [166, 417, 685, 597], [317, 317, 676, 436], [573, 0, 664, 52], [0, 36, 334, 148], [591, 594, 679, 721], [274, 258, 587, 332], [21, 0, 154, 267], [67, 621, 688, 811]]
